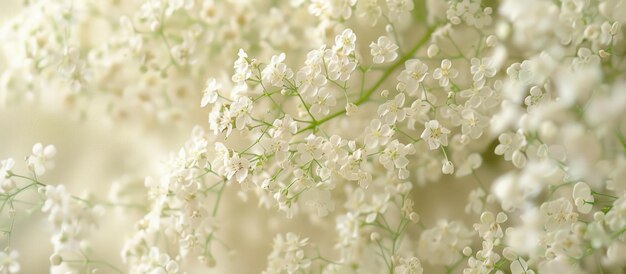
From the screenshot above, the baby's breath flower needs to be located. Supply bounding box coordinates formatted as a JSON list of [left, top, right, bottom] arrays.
[[27, 143, 56, 176], [397, 59, 428, 95], [420, 120, 450, 150], [370, 36, 398, 64]]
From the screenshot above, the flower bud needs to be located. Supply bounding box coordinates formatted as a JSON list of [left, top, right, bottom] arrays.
[[462, 247, 473, 257], [409, 212, 420, 223], [370, 232, 381, 242], [486, 35, 497, 47], [442, 161, 454, 174], [512, 150, 526, 168], [427, 44, 439, 58], [345, 103, 358, 116], [50, 253, 63, 266]]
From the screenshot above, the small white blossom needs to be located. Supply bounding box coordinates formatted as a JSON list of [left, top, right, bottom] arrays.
[[0, 249, 19, 274], [433, 59, 459, 87], [420, 120, 450, 150], [27, 143, 57, 176], [369, 36, 398, 64], [364, 119, 394, 149], [379, 140, 415, 179], [201, 78, 221, 107], [229, 96, 254, 130], [262, 52, 294, 87], [470, 57, 497, 83], [394, 256, 423, 274], [377, 93, 406, 124], [397, 59, 428, 94], [0, 159, 15, 193], [309, 88, 336, 116], [572, 181, 594, 214], [225, 153, 250, 183]]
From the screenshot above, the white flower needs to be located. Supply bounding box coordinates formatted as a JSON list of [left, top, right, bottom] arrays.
[[309, 87, 336, 116], [456, 153, 482, 177], [433, 59, 458, 87], [470, 57, 496, 83], [264, 233, 311, 274], [572, 181, 594, 214], [386, 0, 414, 19], [327, 59, 356, 81], [524, 85, 548, 110], [27, 143, 57, 176], [262, 52, 294, 87], [460, 108, 488, 139], [228, 96, 253, 130], [334, 29, 356, 55], [605, 196, 626, 231], [42, 184, 71, 215], [0, 249, 20, 274], [0, 158, 15, 193], [200, 78, 221, 107], [405, 99, 430, 130], [420, 120, 450, 150], [459, 81, 496, 108], [225, 153, 250, 183], [572, 47, 600, 70], [364, 119, 394, 149], [296, 135, 324, 165], [397, 59, 428, 94], [494, 131, 526, 161], [369, 36, 398, 64], [232, 49, 252, 93], [377, 93, 406, 124], [474, 211, 507, 242], [379, 140, 415, 179], [394, 256, 423, 274], [364, 193, 390, 223], [418, 220, 473, 265], [465, 187, 486, 214], [539, 198, 578, 232], [301, 188, 335, 217]]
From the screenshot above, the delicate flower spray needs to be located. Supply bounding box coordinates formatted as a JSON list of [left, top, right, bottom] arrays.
[[0, 0, 625, 273]]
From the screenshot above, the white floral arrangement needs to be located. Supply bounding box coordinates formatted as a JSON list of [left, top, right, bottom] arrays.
[[0, 0, 625, 273]]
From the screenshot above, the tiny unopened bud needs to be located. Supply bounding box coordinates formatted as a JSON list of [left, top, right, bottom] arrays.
[[512, 150, 527, 168], [599, 50, 611, 58], [50, 253, 63, 266], [370, 232, 381, 242], [611, 22, 621, 35], [346, 103, 358, 116], [593, 211, 604, 221], [1, 179, 16, 193], [280, 88, 288, 95], [381, 89, 389, 98], [150, 21, 161, 32], [442, 161, 454, 174], [486, 35, 497, 47], [427, 44, 439, 58], [462, 247, 473, 257], [385, 24, 393, 34], [409, 212, 420, 223], [199, 255, 217, 268]]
